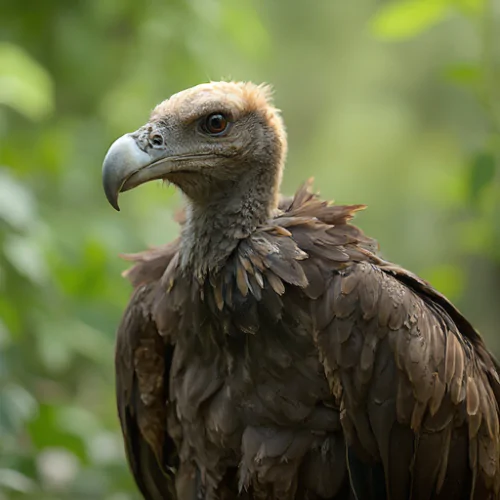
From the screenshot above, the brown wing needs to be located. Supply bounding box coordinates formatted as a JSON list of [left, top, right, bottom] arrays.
[[115, 282, 179, 500], [117, 238, 215, 500], [237, 181, 500, 499], [313, 262, 500, 499]]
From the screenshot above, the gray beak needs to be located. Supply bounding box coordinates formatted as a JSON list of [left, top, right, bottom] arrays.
[[102, 134, 153, 211], [102, 134, 174, 211]]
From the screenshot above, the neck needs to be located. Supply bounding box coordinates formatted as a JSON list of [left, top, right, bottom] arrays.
[[179, 169, 278, 278]]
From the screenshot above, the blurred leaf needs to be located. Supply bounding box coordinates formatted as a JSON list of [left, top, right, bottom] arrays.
[[453, 0, 485, 15], [55, 407, 101, 440], [66, 320, 114, 364], [29, 405, 87, 461], [371, 1, 449, 40], [221, 0, 270, 58], [0, 43, 54, 121], [0, 318, 9, 349], [0, 300, 22, 339], [458, 217, 493, 253], [36, 448, 80, 491], [423, 264, 465, 299], [0, 170, 37, 231], [0, 384, 38, 435], [444, 63, 481, 87], [87, 432, 123, 465], [36, 317, 113, 373], [0, 468, 36, 493], [35, 323, 73, 373], [3, 234, 49, 285], [468, 152, 496, 204]]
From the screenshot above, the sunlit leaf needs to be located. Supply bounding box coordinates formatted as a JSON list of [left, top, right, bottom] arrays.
[[371, 1, 449, 40], [468, 152, 496, 204], [0, 43, 54, 121]]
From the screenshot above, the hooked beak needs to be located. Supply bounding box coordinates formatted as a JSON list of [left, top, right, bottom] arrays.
[[102, 134, 173, 211]]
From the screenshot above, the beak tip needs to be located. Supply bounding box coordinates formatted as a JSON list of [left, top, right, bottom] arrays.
[[101, 133, 153, 211], [102, 177, 121, 211], [107, 194, 121, 212]]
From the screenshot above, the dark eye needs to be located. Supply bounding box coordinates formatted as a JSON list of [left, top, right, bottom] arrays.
[[151, 134, 164, 146], [203, 113, 229, 136]]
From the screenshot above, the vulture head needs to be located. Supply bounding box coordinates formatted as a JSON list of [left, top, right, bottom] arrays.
[[102, 82, 287, 214]]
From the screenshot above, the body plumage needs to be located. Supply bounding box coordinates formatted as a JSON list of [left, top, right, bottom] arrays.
[[102, 82, 500, 500]]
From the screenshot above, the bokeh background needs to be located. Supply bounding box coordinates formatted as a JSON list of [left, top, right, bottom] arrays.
[[1, 0, 499, 498]]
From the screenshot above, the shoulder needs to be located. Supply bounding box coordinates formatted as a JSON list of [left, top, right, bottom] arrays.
[[259, 182, 495, 357], [234, 180, 380, 300]]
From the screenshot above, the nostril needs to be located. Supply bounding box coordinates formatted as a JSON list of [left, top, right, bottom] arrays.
[[151, 134, 163, 147]]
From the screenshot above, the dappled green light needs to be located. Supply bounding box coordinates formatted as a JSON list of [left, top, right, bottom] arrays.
[[0, 0, 498, 498]]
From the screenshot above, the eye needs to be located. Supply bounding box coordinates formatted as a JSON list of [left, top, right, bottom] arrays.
[[202, 113, 229, 136], [150, 134, 164, 147]]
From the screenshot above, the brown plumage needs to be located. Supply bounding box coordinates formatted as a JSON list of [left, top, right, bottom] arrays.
[[102, 81, 500, 500]]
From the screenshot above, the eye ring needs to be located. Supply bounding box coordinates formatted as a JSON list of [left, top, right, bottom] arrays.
[[150, 134, 164, 147], [202, 113, 229, 136]]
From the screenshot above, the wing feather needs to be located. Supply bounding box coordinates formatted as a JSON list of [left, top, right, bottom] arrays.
[[115, 283, 178, 499], [269, 183, 500, 498], [315, 262, 500, 499]]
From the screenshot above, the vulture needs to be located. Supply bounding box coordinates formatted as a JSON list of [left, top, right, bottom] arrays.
[[101, 81, 500, 500]]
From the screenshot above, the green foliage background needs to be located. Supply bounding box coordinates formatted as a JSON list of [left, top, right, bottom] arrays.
[[0, 0, 499, 498]]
